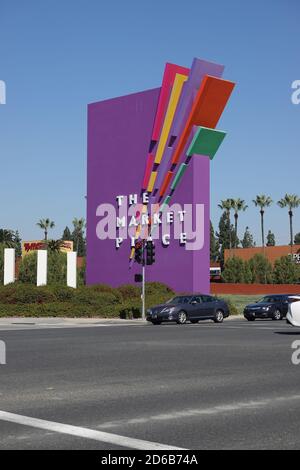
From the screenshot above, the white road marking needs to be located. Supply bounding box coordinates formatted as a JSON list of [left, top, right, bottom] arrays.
[[0, 410, 185, 450], [97, 394, 300, 429]]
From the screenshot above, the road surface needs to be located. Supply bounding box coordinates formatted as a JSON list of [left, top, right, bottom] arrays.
[[0, 318, 299, 449]]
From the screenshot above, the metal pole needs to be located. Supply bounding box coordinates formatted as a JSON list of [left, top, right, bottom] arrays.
[[142, 262, 145, 321]]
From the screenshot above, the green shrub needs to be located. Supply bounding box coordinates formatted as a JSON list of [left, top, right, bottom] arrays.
[[78, 258, 86, 286], [273, 256, 300, 284], [18, 251, 67, 285], [248, 254, 273, 284], [118, 284, 140, 300], [145, 282, 174, 296], [73, 288, 121, 307], [50, 285, 75, 301], [0, 284, 56, 304], [223, 297, 239, 315], [0, 244, 4, 284], [47, 252, 67, 284], [222, 256, 245, 283], [18, 252, 37, 284]]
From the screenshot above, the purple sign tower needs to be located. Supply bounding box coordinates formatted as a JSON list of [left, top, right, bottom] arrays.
[[87, 58, 235, 293]]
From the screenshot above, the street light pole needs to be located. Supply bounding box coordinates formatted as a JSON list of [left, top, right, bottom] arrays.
[[142, 242, 146, 321]]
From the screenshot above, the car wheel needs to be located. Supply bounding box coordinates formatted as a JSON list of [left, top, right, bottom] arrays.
[[190, 319, 198, 324], [177, 311, 187, 325], [246, 317, 255, 321], [151, 320, 161, 325], [214, 310, 224, 323], [272, 309, 282, 321]]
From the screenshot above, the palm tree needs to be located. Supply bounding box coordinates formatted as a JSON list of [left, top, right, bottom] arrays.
[[277, 194, 300, 253], [230, 198, 248, 248], [0, 229, 15, 247], [36, 218, 55, 241], [72, 217, 86, 252], [47, 239, 63, 253], [252, 195, 272, 248], [218, 199, 233, 253]]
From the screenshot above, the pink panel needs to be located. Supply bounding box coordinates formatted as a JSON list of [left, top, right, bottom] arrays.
[[141, 153, 155, 189], [152, 62, 190, 141]]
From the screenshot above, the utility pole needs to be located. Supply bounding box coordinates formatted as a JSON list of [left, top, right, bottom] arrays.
[[141, 241, 146, 321]]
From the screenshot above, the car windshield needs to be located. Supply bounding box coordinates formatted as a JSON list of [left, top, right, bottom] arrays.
[[167, 296, 190, 305], [257, 296, 278, 303]]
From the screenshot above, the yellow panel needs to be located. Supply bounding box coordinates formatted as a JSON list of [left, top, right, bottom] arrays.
[[130, 247, 135, 259], [136, 224, 141, 237], [154, 73, 188, 164], [147, 171, 157, 192]]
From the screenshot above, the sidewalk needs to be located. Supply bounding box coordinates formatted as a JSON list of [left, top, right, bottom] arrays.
[[0, 315, 244, 331]]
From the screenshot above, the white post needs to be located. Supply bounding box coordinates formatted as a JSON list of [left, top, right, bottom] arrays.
[[4, 248, 15, 285], [67, 252, 77, 288], [37, 250, 47, 286]]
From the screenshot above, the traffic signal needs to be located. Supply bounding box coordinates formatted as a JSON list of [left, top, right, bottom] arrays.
[[134, 241, 143, 264], [146, 240, 155, 265], [134, 274, 143, 282]]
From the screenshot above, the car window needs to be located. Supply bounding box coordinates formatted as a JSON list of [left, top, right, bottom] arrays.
[[169, 296, 190, 304], [201, 295, 213, 303], [259, 296, 276, 303], [190, 296, 201, 303]]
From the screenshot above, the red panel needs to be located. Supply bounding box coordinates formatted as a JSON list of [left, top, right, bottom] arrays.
[[171, 76, 235, 164], [159, 171, 173, 197]]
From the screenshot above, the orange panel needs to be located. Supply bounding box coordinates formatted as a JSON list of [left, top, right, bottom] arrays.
[[159, 171, 173, 198], [171, 76, 235, 164]]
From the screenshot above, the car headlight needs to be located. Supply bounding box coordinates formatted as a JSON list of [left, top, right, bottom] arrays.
[[262, 306, 270, 311]]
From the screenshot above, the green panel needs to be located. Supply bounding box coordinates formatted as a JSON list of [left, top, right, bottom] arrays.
[[170, 163, 188, 191], [187, 126, 226, 159], [160, 195, 171, 213]]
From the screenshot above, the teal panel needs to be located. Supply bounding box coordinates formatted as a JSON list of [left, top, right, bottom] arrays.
[[160, 195, 171, 213], [187, 126, 226, 159], [170, 163, 188, 191]]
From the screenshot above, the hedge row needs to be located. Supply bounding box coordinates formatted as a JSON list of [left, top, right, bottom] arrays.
[[0, 282, 238, 317], [0, 282, 175, 318], [222, 254, 300, 284]]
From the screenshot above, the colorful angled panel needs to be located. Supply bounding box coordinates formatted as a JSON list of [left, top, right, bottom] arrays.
[[154, 73, 188, 164], [152, 63, 190, 141], [147, 171, 157, 192], [131, 56, 235, 262], [171, 76, 235, 164], [142, 153, 155, 189], [187, 127, 226, 160], [170, 163, 188, 191]]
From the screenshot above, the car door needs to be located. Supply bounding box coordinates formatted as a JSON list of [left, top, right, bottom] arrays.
[[187, 296, 202, 320], [279, 296, 289, 316], [200, 295, 216, 318]]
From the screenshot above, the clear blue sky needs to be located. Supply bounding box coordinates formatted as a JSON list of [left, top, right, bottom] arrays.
[[0, 0, 299, 245]]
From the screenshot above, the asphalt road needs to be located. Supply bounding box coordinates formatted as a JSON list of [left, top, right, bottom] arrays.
[[0, 318, 300, 450]]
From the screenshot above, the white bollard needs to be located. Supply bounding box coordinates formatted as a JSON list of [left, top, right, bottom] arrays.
[[37, 250, 47, 286], [67, 252, 77, 288], [4, 248, 15, 285]]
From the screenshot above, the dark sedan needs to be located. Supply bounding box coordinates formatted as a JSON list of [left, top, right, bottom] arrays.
[[146, 294, 230, 325], [244, 294, 294, 321]]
